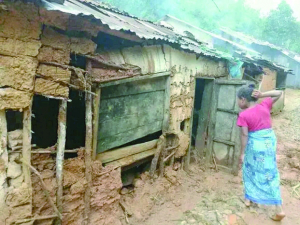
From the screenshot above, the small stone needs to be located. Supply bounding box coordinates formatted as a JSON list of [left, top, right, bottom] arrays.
[[41, 169, 54, 179], [7, 161, 22, 179], [187, 218, 196, 224], [173, 200, 181, 207], [228, 214, 237, 225], [223, 210, 233, 215], [133, 179, 144, 188], [10, 175, 24, 188], [180, 221, 187, 225], [120, 188, 129, 195]]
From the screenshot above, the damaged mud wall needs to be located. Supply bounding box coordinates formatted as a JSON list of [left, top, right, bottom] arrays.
[[98, 45, 228, 160], [30, 151, 123, 225], [0, 2, 41, 223], [0, 1, 104, 224]]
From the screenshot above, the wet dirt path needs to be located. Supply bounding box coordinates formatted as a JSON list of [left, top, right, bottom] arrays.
[[132, 89, 300, 225]]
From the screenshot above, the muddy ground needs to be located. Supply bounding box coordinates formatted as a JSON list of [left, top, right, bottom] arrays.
[[122, 89, 300, 225]]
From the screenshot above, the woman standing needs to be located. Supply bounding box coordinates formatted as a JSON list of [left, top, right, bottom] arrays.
[[236, 84, 285, 221]]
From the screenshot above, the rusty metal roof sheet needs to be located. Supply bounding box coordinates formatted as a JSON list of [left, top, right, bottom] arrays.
[[41, 0, 235, 60], [40, 0, 291, 71]]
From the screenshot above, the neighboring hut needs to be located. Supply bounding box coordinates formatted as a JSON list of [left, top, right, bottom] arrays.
[[159, 15, 291, 114], [0, 0, 291, 224], [219, 28, 300, 89]]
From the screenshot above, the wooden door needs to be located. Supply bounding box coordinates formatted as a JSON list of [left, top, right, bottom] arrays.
[[206, 79, 249, 175]]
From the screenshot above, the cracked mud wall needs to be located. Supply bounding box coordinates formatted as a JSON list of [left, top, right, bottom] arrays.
[[0, 2, 42, 222]]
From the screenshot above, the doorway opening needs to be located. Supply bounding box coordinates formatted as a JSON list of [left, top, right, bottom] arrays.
[[191, 78, 214, 161]]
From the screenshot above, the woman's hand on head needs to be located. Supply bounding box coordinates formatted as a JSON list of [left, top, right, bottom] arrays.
[[251, 90, 262, 99]]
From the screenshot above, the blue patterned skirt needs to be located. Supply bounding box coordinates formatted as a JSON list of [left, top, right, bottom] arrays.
[[243, 129, 282, 205]]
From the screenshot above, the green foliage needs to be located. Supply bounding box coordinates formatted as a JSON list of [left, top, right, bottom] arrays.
[[100, 0, 300, 53]]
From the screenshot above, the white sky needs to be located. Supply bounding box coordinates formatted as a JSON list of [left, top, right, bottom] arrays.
[[245, 0, 300, 18]]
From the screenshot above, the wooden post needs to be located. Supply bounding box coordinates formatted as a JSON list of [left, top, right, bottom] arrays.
[[55, 100, 67, 225], [92, 87, 101, 160], [149, 135, 165, 178], [205, 81, 218, 166], [162, 76, 171, 133], [23, 105, 32, 212], [0, 110, 8, 224], [83, 60, 93, 225]]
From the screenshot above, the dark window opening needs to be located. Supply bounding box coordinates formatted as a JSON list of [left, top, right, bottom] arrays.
[[6, 110, 23, 132], [191, 79, 206, 146], [180, 120, 185, 131], [70, 54, 87, 70], [32, 95, 59, 148], [66, 90, 86, 149], [276, 71, 287, 89], [93, 31, 139, 52]]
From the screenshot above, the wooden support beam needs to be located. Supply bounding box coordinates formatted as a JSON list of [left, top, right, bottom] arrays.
[[149, 135, 165, 178], [106, 149, 156, 168], [97, 140, 158, 164], [22, 105, 32, 213], [83, 60, 93, 225], [0, 110, 8, 224], [92, 88, 101, 160], [55, 100, 67, 225], [162, 76, 171, 133]]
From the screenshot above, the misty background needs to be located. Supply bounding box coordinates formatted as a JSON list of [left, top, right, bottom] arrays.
[[98, 0, 300, 54]]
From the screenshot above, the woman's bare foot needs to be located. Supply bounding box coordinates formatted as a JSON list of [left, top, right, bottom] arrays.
[[271, 212, 286, 221], [244, 199, 251, 207]]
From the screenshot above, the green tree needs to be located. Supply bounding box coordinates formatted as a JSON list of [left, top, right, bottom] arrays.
[[99, 0, 300, 53], [262, 0, 300, 52]]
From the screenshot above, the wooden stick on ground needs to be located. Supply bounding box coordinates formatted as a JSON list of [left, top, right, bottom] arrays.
[[83, 60, 93, 225], [164, 151, 175, 163], [16, 159, 62, 220], [55, 100, 67, 225], [149, 135, 165, 178]]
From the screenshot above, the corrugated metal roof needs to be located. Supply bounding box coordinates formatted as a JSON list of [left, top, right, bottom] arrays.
[[40, 0, 291, 71], [220, 27, 300, 63], [41, 0, 237, 60]]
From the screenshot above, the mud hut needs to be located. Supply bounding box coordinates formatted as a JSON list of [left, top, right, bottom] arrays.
[[0, 0, 291, 224]]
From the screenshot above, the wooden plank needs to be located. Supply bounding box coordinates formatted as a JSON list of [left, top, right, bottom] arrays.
[[99, 72, 170, 88], [195, 80, 213, 159], [162, 76, 171, 133], [83, 60, 93, 225], [215, 80, 247, 85], [98, 120, 162, 152], [55, 100, 67, 225], [150, 135, 165, 177], [99, 91, 164, 123], [205, 82, 218, 165], [105, 148, 156, 168], [97, 139, 158, 163], [22, 105, 32, 214], [101, 76, 166, 99], [0, 110, 8, 221], [92, 88, 101, 161]]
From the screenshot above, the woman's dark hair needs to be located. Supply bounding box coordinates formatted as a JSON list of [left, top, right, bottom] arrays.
[[237, 84, 258, 102]]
